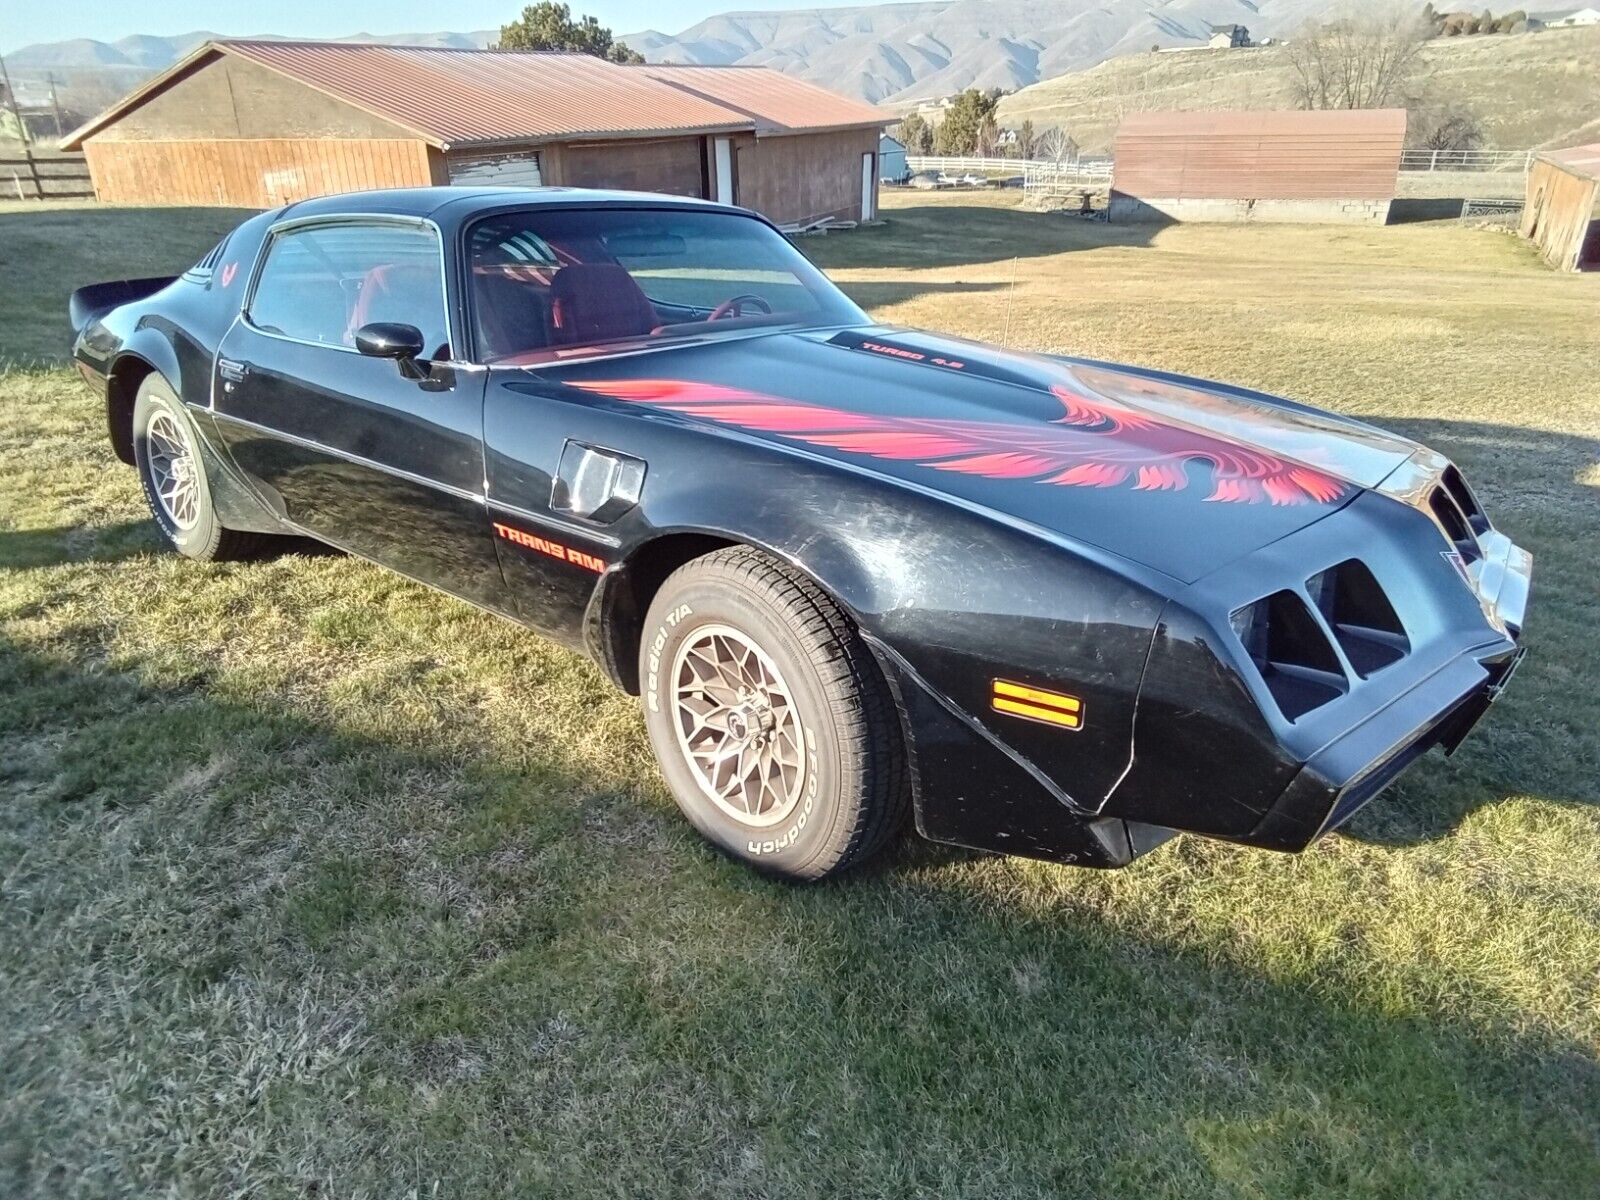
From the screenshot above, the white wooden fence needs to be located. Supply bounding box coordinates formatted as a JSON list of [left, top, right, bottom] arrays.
[[907, 150, 1533, 184], [906, 155, 1113, 182], [1398, 149, 1533, 172]]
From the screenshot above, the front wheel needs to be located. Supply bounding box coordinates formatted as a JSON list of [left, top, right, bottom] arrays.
[[640, 547, 909, 881], [132, 374, 266, 561]]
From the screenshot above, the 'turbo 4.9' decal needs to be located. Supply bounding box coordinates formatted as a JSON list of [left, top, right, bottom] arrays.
[[566, 379, 1346, 506]]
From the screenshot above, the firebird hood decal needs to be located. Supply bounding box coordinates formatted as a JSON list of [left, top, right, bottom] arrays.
[[542, 326, 1424, 582], [566, 377, 1347, 506]]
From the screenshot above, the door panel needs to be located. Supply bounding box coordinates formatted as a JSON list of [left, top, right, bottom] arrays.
[[211, 217, 509, 613], [214, 328, 510, 612]]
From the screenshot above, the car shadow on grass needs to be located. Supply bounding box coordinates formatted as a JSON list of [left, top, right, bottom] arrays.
[[2, 626, 1597, 1196], [0, 520, 161, 569], [834, 279, 1006, 310]]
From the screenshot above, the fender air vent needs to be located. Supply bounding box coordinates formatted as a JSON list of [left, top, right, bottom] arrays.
[[1306, 559, 1409, 677], [1231, 591, 1348, 721]]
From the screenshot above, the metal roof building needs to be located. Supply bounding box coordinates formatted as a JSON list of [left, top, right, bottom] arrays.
[[1521, 143, 1600, 271], [62, 40, 891, 226], [1109, 109, 1408, 225]]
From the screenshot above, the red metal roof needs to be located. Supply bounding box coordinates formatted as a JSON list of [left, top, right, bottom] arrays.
[[1113, 109, 1408, 202], [224, 41, 751, 146], [639, 65, 890, 135], [1540, 142, 1600, 181], [64, 40, 762, 150]]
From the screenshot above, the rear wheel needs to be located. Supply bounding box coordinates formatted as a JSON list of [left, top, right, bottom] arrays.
[[640, 546, 909, 880], [132, 374, 266, 561]]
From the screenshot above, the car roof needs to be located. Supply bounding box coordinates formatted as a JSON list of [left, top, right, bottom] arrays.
[[278, 185, 740, 224]]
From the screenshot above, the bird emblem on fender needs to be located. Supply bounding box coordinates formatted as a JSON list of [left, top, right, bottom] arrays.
[[565, 379, 1348, 506]]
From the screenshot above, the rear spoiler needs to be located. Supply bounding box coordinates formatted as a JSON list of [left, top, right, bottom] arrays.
[[68, 276, 176, 334]]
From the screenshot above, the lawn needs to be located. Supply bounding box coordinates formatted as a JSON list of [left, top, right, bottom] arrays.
[[1, 193, 1597, 1198]]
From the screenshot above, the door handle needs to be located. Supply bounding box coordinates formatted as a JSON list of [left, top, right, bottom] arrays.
[[217, 358, 250, 383]]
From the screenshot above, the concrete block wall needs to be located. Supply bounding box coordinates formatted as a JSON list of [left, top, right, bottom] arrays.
[[1109, 195, 1392, 224]]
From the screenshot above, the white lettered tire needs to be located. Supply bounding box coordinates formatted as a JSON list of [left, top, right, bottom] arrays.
[[640, 547, 909, 880]]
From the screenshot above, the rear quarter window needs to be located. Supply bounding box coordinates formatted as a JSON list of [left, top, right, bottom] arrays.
[[248, 221, 449, 357]]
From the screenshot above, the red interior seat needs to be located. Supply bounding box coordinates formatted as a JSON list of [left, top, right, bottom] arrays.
[[549, 264, 657, 346], [347, 263, 446, 354]]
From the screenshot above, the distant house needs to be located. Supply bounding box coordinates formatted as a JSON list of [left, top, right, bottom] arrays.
[[1208, 24, 1251, 48], [879, 134, 909, 184], [1528, 6, 1600, 24]]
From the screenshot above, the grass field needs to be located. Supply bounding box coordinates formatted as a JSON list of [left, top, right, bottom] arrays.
[[2, 192, 1598, 1198], [996, 25, 1600, 153]]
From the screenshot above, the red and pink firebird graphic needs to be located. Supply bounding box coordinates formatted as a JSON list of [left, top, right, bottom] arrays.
[[567, 379, 1349, 507]]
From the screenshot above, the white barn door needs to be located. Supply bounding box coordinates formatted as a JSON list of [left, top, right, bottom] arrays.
[[712, 137, 734, 204], [447, 149, 543, 187], [860, 152, 876, 221]]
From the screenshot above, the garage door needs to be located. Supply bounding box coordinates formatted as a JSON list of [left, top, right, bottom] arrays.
[[561, 137, 705, 198], [447, 149, 543, 187]]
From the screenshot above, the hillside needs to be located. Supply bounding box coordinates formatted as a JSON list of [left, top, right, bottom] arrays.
[[997, 25, 1600, 152], [6, 0, 1343, 108]]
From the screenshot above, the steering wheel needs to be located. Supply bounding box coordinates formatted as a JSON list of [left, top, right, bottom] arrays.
[[706, 293, 773, 322]]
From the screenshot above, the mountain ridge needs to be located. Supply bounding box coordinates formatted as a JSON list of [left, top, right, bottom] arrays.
[[4, 0, 1339, 105]]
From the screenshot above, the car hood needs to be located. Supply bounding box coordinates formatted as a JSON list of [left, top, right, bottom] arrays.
[[552, 324, 1420, 582]]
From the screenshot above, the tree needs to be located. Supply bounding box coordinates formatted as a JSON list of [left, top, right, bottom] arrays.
[[895, 112, 934, 155], [496, 2, 644, 62], [933, 88, 999, 154], [1410, 102, 1485, 160], [1036, 125, 1079, 165], [975, 114, 1001, 157], [1285, 6, 1428, 109], [1015, 118, 1038, 160]]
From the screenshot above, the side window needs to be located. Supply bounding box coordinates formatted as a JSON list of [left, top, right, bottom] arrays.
[[248, 222, 450, 358]]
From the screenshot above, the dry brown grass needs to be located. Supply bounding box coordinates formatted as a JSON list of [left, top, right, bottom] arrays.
[[1, 191, 1597, 1197]]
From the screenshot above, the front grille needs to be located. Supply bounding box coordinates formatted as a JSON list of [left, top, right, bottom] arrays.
[[1441, 465, 1488, 535], [1429, 487, 1481, 560]]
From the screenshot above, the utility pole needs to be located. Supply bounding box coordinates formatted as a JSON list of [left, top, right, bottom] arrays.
[[47, 71, 63, 138], [0, 50, 31, 150]]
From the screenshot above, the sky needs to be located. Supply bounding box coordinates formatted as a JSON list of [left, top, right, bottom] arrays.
[[1, 0, 819, 53]]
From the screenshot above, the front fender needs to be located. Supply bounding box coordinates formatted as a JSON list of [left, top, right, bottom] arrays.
[[599, 434, 1170, 853]]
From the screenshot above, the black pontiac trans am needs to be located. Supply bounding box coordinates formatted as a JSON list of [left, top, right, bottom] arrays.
[[69, 187, 1531, 880]]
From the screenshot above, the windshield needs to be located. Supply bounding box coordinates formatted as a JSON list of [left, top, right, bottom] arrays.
[[465, 207, 864, 365]]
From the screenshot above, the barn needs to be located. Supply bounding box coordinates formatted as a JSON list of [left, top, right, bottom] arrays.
[[1521, 143, 1600, 271], [60, 40, 890, 227], [1109, 109, 1408, 225]]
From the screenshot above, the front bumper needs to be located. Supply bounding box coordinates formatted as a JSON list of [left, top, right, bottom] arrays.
[[1248, 640, 1525, 851]]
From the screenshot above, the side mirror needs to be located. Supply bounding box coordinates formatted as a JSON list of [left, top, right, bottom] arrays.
[[354, 322, 427, 378]]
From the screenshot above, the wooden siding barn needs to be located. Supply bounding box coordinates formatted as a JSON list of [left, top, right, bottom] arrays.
[[641, 65, 891, 225], [1521, 144, 1600, 271], [61, 41, 889, 227], [1110, 109, 1408, 225]]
